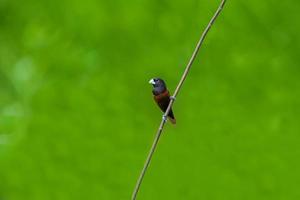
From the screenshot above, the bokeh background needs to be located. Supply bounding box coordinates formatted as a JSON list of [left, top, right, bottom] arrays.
[[1, 0, 300, 199]]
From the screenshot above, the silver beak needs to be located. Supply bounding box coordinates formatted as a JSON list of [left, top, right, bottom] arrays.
[[149, 79, 155, 85]]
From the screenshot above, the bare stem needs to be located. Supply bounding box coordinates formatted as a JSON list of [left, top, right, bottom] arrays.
[[131, 0, 227, 199]]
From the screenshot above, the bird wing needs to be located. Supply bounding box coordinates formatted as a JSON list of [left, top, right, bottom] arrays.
[[154, 91, 175, 120]]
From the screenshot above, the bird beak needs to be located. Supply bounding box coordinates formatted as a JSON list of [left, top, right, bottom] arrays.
[[149, 79, 155, 85]]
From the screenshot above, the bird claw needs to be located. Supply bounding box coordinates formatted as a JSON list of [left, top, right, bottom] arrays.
[[162, 115, 167, 122], [170, 96, 176, 101]]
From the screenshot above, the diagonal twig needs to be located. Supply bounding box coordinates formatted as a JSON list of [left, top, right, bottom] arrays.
[[131, 0, 227, 199]]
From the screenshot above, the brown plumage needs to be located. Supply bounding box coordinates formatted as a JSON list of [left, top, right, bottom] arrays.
[[149, 78, 176, 124]]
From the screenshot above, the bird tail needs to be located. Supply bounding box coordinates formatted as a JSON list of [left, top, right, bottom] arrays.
[[168, 117, 176, 124], [168, 109, 176, 124]]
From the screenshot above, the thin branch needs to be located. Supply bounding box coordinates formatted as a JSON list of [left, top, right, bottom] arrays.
[[131, 0, 227, 199]]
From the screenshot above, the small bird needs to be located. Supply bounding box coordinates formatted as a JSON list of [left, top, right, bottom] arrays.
[[149, 78, 176, 124]]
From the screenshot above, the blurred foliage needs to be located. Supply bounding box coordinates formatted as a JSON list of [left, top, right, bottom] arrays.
[[1, 0, 300, 199]]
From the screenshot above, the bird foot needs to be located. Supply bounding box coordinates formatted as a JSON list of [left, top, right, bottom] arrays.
[[170, 96, 176, 101], [162, 115, 168, 122]]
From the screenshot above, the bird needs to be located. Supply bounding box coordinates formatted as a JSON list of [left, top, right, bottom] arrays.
[[149, 78, 176, 124]]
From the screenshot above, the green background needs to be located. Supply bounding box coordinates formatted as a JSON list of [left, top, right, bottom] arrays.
[[1, 0, 299, 199]]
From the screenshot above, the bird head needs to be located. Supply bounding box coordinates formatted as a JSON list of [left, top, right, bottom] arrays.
[[149, 78, 166, 89], [149, 78, 167, 95]]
